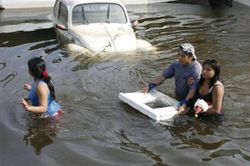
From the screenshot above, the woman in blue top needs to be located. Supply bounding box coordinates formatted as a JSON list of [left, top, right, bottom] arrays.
[[20, 57, 62, 118]]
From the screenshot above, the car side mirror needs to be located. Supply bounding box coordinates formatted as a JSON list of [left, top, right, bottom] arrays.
[[55, 23, 68, 31], [131, 20, 139, 28]]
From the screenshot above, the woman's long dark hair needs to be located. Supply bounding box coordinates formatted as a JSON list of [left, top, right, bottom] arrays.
[[198, 59, 221, 88], [28, 57, 56, 99]]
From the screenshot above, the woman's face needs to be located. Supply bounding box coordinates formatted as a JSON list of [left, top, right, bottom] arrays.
[[202, 64, 215, 80]]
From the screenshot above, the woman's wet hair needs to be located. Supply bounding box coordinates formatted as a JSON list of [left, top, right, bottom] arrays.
[[28, 57, 56, 99], [199, 59, 221, 88]]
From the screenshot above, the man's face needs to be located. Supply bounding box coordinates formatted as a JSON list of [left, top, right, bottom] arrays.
[[177, 50, 191, 64]]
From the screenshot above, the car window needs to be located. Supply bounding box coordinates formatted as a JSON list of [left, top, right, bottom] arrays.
[[72, 3, 127, 25], [58, 2, 68, 27], [53, 0, 60, 18]]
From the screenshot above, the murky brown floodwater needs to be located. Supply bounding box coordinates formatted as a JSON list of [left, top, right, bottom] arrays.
[[1, 1, 250, 166]]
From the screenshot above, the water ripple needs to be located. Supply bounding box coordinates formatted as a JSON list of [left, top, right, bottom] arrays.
[[0, 62, 6, 71], [209, 149, 250, 161], [0, 73, 15, 88]]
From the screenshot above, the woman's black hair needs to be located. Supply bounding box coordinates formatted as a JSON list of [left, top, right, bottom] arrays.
[[198, 59, 221, 88], [28, 57, 56, 99]]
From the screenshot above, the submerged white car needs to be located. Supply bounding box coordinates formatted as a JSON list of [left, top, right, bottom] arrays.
[[53, 0, 152, 53]]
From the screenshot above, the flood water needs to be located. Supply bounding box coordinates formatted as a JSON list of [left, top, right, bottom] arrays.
[[1, 1, 250, 166]]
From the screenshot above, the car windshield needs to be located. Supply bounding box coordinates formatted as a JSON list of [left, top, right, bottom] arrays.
[[72, 3, 127, 25]]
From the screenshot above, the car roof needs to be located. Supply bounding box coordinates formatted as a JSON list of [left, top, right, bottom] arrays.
[[60, 0, 124, 8]]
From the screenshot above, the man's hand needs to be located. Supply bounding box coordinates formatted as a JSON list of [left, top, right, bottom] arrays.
[[187, 77, 194, 86]]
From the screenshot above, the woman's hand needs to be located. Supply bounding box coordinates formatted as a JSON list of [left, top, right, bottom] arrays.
[[20, 98, 29, 111], [23, 84, 31, 91], [194, 99, 209, 114], [194, 106, 203, 114]]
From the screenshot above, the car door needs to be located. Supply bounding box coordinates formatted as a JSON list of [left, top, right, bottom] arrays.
[[55, 1, 72, 44]]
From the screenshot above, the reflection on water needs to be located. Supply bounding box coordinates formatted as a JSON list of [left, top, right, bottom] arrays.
[[1, 1, 250, 165], [23, 129, 54, 155], [0, 29, 56, 47], [0, 62, 6, 70], [117, 129, 166, 165], [22, 114, 61, 155]]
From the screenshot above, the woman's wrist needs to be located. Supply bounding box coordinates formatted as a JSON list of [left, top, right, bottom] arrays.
[[25, 105, 31, 112]]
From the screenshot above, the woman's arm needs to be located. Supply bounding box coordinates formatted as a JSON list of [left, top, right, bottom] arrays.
[[207, 83, 224, 114], [177, 88, 196, 115]]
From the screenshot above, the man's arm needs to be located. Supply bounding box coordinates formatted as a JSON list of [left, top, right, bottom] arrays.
[[142, 74, 166, 93]]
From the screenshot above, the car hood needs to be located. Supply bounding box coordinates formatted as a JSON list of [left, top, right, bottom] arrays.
[[70, 24, 137, 52]]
